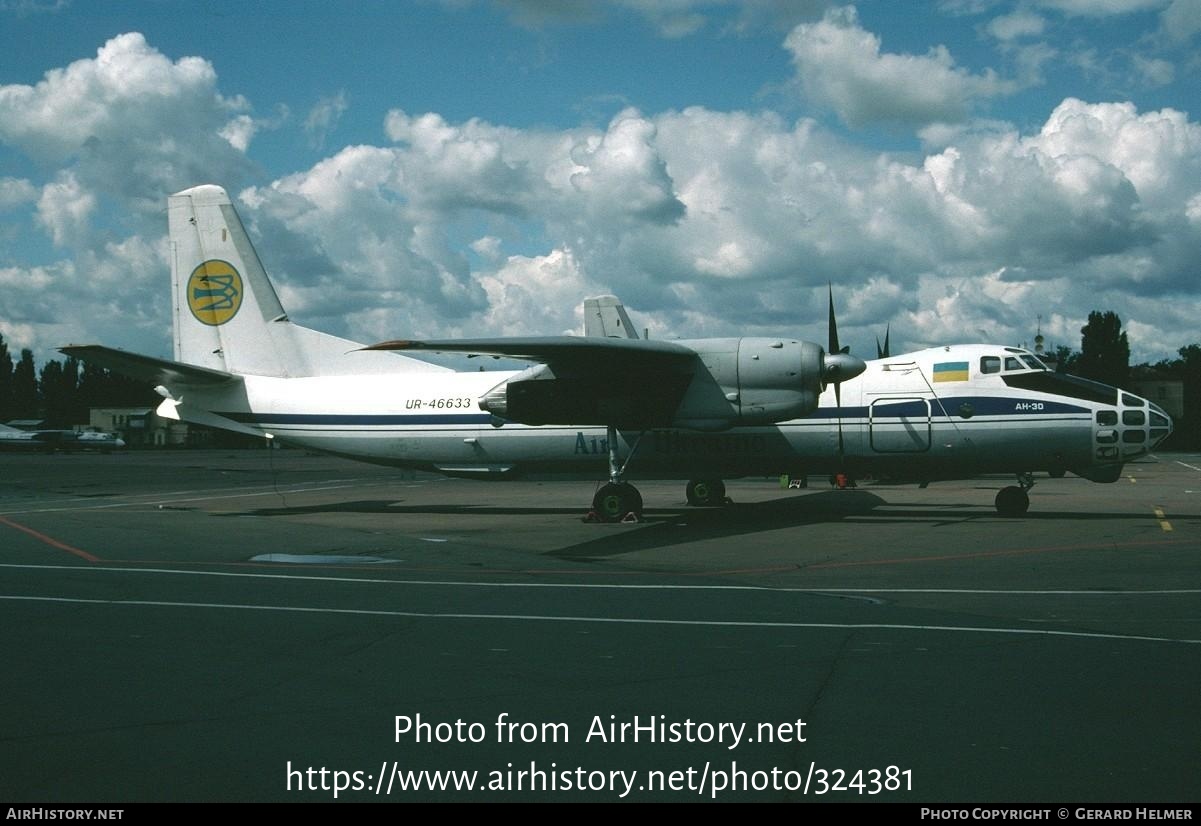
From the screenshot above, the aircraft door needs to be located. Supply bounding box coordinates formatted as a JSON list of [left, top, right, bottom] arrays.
[[869, 398, 931, 453]]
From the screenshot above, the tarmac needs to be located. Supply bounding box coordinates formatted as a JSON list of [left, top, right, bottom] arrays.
[[1, 448, 1197, 802]]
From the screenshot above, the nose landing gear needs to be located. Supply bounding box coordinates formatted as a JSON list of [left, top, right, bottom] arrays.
[[995, 472, 1034, 516]]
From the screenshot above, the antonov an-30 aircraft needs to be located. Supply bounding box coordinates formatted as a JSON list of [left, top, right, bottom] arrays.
[[63, 185, 1172, 519]]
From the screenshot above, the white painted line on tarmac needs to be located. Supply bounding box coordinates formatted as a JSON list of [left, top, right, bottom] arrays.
[[2, 594, 1197, 645], [0, 480, 386, 516], [2, 563, 1197, 596]]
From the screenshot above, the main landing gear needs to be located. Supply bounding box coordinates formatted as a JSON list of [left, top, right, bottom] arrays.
[[589, 425, 645, 522], [592, 481, 643, 521], [586, 427, 731, 521], [995, 472, 1034, 517], [685, 478, 726, 507]]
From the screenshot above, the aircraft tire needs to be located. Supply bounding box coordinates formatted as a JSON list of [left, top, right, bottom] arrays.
[[593, 483, 643, 521], [995, 486, 1029, 517], [685, 479, 726, 506]]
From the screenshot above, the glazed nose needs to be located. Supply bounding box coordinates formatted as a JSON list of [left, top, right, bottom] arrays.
[[1148, 402, 1172, 448]]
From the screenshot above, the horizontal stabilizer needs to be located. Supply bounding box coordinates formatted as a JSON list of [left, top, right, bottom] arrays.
[[60, 345, 238, 387], [155, 398, 264, 438]]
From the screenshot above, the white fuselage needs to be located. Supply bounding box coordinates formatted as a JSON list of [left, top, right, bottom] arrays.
[[178, 344, 1169, 483]]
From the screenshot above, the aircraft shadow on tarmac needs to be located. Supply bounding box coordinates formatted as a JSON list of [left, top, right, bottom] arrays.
[[545, 494, 1183, 560], [226, 489, 1175, 561]]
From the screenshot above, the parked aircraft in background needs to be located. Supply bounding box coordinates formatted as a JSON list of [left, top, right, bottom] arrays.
[[0, 424, 125, 453], [64, 185, 1172, 518]]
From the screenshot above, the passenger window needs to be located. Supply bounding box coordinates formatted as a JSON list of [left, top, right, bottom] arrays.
[[1122, 430, 1146, 443], [980, 356, 1001, 374], [1122, 410, 1145, 426], [1122, 394, 1144, 407], [1004, 357, 1022, 371], [1096, 410, 1118, 426]]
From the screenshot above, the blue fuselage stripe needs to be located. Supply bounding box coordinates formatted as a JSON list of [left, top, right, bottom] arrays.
[[217, 394, 1090, 430]]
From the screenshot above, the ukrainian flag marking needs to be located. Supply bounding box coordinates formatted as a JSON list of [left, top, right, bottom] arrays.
[[933, 361, 969, 382]]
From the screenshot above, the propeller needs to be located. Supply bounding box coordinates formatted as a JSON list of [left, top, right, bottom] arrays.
[[822, 285, 867, 462], [822, 285, 866, 387]]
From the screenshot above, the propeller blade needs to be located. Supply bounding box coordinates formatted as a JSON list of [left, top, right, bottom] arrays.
[[825, 284, 856, 465], [827, 284, 839, 356], [876, 323, 890, 359], [822, 284, 867, 387], [834, 381, 844, 457]]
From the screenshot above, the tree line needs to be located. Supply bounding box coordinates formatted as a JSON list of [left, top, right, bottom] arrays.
[[0, 334, 156, 428], [1, 315, 1198, 447]]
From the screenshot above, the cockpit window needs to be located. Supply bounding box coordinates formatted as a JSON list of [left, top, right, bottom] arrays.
[[1121, 393, 1144, 407], [1004, 357, 1023, 371], [1019, 355, 1046, 370], [981, 356, 1001, 374], [1097, 410, 1118, 426], [1002, 372, 1118, 405]]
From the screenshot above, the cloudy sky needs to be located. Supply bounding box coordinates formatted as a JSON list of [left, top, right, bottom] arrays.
[[1, 0, 1199, 367]]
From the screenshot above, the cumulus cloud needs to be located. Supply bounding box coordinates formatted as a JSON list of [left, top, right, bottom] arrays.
[[0, 32, 269, 356], [304, 91, 348, 149], [1131, 54, 1174, 86], [568, 109, 685, 225], [1033, 0, 1167, 17], [985, 10, 1047, 40], [477, 248, 589, 335], [220, 114, 258, 152], [0, 234, 170, 357], [0, 177, 36, 210], [0, 32, 254, 222], [227, 96, 1201, 363], [1161, 0, 1201, 41], [36, 172, 95, 247], [5, 29, 1201, 366], [785, 5, 1016, 128]]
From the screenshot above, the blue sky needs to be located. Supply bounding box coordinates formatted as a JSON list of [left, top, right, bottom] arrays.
[[2, 0, 1200, 365]]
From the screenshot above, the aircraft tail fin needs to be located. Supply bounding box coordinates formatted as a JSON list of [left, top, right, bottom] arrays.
[[169, 185, 446, 377], [583, 295, 641, 339]]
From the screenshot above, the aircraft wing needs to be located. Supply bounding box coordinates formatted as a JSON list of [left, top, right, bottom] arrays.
[[60, 345, 239, 387], [363, 335, 696, 366], [365, 336, 698, 427]]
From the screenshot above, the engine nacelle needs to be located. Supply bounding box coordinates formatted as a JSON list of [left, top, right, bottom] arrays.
[[669, 337, 825, 430], [476, 336, 839, 431]]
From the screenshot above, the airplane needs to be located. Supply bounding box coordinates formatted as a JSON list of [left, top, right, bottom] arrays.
[[62, 184, 1172, 519], [0, 423, 126, 453]]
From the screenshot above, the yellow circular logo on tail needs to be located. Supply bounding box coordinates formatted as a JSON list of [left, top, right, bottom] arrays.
[[187, 260, 243, 326]]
